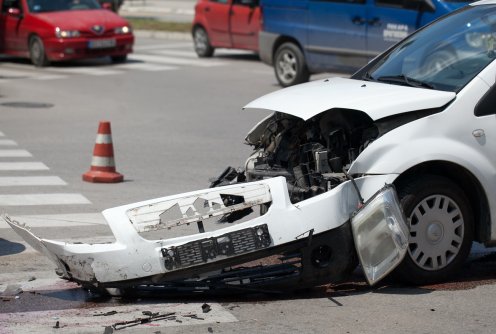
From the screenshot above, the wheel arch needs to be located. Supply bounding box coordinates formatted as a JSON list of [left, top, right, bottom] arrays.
[[272, 36, 305, 65], [393, 160, 491, 244]]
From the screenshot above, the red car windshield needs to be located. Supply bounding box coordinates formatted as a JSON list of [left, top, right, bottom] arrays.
[[27, 0, 100, 12]]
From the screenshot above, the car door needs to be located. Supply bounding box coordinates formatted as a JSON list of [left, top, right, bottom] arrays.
[[0, 0, 24, 53], [307, 0, 369, 71], [366, 0, 437, 54], [230, 0, 260, 51], [202, 0, 232, 47]]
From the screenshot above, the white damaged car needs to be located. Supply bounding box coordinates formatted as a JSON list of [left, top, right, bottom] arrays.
[[5, 0, 496, 294]]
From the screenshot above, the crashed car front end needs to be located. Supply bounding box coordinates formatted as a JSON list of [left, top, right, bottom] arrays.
[[5, 174, 407, 292]]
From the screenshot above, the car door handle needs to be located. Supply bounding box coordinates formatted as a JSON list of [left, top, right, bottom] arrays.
[[352, 16, 366, 25], [368, 18, 382, 27]]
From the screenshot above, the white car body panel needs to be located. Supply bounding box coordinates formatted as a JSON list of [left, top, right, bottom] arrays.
[[243, 77, 456, 121]]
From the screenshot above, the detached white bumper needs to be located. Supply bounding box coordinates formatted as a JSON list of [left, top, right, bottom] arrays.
[[4, 176, 408, 288]]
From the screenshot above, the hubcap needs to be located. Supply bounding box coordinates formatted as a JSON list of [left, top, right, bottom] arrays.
[[276, 51, 297, 85], [194, 29, 208, 53], [408, 194, 464, 271]]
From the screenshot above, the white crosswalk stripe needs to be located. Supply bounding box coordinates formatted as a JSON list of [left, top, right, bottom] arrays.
[[0, 176, 66, 187], [0, 132, 91, 208], [0, 149, 32, 157], [129, 53, 226, 66], [0, 162, 49, 170]]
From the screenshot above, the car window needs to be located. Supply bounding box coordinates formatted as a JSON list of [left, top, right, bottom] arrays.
[[363, 5, 496, 92], [27, 0, 100, 12]]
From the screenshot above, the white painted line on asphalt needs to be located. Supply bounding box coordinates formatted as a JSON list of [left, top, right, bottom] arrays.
[[0, 176, 67, 186], [0, 139, 17, 146], [35, 74, 68, 80], [116, 63, 178, 71], [152, 49, 198, 58], [0, 149, 32, 157], [50, 67, 124, 76], [134, 42, 193, 51], [129, 53, 226, 67], [0, 302, 237, 332], [0, 194, 91, 206], [0, 162, 49, 170], [0, 212, 107, 229]]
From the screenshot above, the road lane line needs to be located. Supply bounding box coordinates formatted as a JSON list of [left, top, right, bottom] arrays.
[[115, 63, 178, 71], [50, 67, 124, 76], [0, 176, 67, 186], [35, 74, 68, 80], [0, 194, 91, 206], [0, 162, 49, 170], [129, 53, 226, 67], [0, 139, 17, 146], [0, 149, 32, 157]]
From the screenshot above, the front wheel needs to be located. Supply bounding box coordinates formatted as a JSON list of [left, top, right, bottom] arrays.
[[193, 26, 214, 58], [29, 36, 49, 67], [395, 175, 473, 285], [274, 42, 310, 87]]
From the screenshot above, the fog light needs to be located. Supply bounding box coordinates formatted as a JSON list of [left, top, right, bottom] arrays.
[[351, 185, 409, 285]]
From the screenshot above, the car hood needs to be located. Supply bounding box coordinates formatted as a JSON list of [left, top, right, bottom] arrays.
[[33, 10, 128, 30], [243, 77, 456, 121]]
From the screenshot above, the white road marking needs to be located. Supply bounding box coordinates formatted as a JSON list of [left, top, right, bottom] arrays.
[[151, 49, 198, 58], [35, 74, 68, 80], [0, 302, 237, 332], [0, 193, 91, 206], [50, 67, 124, 76], [0, 139, 16, 146], [116, 63, 177, 71], [0, 176, 67, 187], [134, 43, 193, 51], [130, 53, 226, 67], [0, 162, 49, 170], [0, 212, 107, 229], [0, 149, 32, 157]]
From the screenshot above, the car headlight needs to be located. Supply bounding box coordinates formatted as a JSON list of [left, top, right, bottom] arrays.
[[55, 27, 80, 38], [114, 26, 131, 34]]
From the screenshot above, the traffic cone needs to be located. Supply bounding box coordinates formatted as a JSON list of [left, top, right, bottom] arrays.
[[82, 121, 123, 183]]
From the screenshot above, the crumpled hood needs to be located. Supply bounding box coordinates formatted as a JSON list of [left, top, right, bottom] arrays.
[[243, 77, 456, 121], [34, 10, 128, 31]]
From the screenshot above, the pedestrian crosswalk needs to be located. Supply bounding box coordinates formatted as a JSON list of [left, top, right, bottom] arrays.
[[0, 131, 91, 211], [0, 41, 254, 82]]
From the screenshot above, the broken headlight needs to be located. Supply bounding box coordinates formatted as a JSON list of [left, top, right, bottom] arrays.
[[351, 185, 409, 285]]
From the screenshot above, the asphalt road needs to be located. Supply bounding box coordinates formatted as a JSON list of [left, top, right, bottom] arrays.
[[1, 35, 496, 334]]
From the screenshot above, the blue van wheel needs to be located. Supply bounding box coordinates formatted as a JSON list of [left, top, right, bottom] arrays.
[[274, 42, 310, 87]]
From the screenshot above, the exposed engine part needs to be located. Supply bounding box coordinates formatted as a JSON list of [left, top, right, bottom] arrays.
[[239, 109, 379, 203]]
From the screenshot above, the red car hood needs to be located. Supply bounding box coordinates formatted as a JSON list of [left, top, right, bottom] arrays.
[[33, 9, 129, 31]]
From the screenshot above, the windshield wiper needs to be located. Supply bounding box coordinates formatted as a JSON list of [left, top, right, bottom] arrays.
[[362, 71, 376, 82], [376, 75, 435, 89]]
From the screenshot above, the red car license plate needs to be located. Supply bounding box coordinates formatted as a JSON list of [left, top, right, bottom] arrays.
[[88, 39, 116, 49]]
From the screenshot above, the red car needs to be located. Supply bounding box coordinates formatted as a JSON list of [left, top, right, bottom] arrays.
[[0, 0, 134, 66], [192, 0, 260, 57]]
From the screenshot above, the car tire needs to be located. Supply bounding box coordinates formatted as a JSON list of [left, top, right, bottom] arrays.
[[274, 42, 310, 87], [111, 55, 127, 64], [29, 36, 49, 67], [193, 26, 214, 58], [395, 175, 473, 285]]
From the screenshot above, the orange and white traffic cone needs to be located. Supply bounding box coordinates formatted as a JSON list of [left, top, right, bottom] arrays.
[[82, 121, 123, 183]]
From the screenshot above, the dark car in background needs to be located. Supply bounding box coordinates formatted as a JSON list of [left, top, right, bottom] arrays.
[[0, 0, 134, 66]]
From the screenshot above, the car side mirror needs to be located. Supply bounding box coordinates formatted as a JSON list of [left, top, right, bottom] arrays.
[[7, 8, 21, 17]]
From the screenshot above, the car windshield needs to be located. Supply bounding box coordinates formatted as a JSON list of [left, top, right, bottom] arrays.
[[363, 5, 496, 92], [27, 0, 100, 12]]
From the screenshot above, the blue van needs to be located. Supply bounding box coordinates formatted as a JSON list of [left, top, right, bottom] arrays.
[[259, 0, 474, 86]]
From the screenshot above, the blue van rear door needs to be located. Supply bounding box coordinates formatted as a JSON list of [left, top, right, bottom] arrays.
[[307, 0, 367, 70]]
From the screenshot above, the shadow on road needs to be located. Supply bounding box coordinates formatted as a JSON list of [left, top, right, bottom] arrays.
[[0, 238, 26, 256]]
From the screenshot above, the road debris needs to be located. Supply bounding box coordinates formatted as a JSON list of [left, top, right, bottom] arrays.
[[1, 284, 23, 301], [111, 312, 176, 331], [202, 303, 212, 313], [53, 321, 60, 329], [94, 310, 118, 317]]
